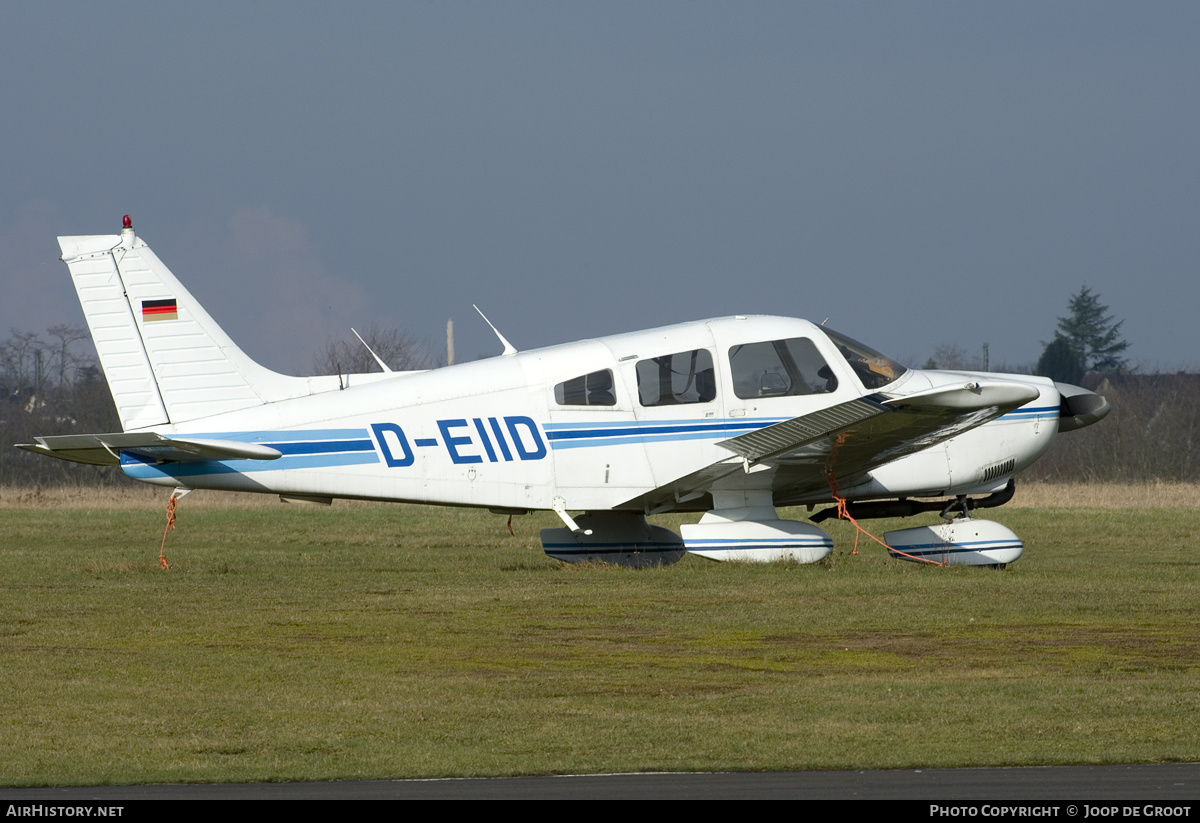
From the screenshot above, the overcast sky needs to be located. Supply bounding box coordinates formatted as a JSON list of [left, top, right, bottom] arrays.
[[3, 2, 1197, 375]]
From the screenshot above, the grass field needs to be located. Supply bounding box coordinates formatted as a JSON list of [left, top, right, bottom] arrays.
[[1, 484, 1198, 785]]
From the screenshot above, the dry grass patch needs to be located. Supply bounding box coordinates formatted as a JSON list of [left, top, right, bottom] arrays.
[[0, 485, 395, 511], [1014, 481, 1200, 508], [6, 481, 1199, 512]]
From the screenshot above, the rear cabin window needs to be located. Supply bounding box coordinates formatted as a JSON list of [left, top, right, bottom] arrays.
[[728, 338, 838, 399], [636, 349, 716, 406], [554, 369, 617, 406]]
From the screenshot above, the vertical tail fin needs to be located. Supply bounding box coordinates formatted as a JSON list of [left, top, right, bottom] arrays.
[[59, 219, 319, 430]]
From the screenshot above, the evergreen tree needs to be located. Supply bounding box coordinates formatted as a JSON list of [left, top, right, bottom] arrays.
[[1034, 335, 1085, 384], [1040, 285, 1129, 377]]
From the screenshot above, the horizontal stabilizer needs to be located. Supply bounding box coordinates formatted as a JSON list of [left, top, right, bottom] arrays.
[[17, 433, 282, 466]]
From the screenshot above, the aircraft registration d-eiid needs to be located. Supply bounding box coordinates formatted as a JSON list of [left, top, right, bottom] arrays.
[[21, 217, 1111, 568]]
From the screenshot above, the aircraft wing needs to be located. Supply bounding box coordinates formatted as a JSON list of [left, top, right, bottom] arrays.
[[624, 381, 1040, 511], [16, 433, 283, 466]]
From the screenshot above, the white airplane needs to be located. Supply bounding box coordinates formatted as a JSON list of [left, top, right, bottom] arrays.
[[20, 217, 1110, 568]]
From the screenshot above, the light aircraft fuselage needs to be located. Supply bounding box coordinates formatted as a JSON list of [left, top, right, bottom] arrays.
[[21, 220, 1110, 567]]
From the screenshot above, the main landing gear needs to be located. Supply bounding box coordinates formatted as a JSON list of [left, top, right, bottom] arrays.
[[538, 482, 1023, 568]]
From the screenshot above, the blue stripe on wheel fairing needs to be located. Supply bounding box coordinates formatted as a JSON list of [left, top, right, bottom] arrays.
[[684, 537, 833, 547], [542, 542, 683, 556], [887, 540, 1024, 556]]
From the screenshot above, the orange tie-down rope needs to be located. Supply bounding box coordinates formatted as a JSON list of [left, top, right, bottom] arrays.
[[158, 495, 176, 569], [829, 494, 945, 567], [825, 439, 945, 567], [158, 491, 187, 570]]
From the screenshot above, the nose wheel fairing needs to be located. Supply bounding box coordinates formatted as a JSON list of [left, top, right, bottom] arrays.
[[884, 518, 1024, 566]]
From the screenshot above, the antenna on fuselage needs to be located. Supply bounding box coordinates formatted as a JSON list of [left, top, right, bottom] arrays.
[[350, 328, 393, 373], [473, 305, 518, 356]]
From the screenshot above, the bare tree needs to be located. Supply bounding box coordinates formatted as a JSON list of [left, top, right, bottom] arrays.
[[0, 326, 121, 486], [1024, 373, 1200, 483], [1, 330, 46, 395], [313, 325, 437, 375], [45, 325, 94, 393], [922, 343, 985, 371]]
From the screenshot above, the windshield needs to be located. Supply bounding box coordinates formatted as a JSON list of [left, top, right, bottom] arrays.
[[820, 326, 907, 390]]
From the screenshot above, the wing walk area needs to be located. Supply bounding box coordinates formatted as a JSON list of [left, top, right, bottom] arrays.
[[715, 396, 890, 464]]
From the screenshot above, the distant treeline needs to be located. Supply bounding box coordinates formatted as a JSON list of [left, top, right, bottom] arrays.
[[1025, 373, 1200, 484], [1, 327, 123, 486], [3, 327, 1198, 488]]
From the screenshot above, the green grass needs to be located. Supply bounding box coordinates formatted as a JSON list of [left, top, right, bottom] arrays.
[[1, 501, 1198, 785]]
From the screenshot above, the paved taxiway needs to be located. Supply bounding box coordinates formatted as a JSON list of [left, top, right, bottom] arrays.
[[2, 763, 1197, 800]]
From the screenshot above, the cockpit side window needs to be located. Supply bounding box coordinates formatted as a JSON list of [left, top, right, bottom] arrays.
[[820, 327, 908, 390], [728, 338, 838, 400], [554, 369, 617, 406], [635, 349, 716, 406]]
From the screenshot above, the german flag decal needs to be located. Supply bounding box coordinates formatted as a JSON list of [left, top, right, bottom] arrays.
[[142, 298, 178, 322]]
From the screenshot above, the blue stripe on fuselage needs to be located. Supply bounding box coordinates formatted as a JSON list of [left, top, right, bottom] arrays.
[[996, 405, 1059, 421], [543, 417, 785, 450], [120, 450, 380, 480], [118, 429, 379, 480]]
